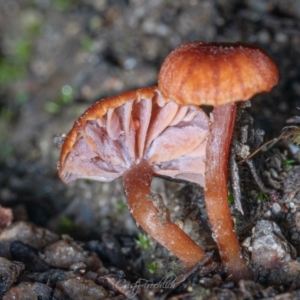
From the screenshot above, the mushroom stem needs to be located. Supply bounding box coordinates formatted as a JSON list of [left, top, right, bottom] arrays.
[[205, 103, 251, 281], [123, 159, 206, 268]]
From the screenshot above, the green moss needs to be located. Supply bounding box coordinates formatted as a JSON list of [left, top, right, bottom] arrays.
[[80, 36, 95, 52], [115, 200, 127, 213], [228, 193, 234, 204], [15, 91, 30, 105], [45, 85, 76, 114], [0, 59, 26, 85], [284, 159, 296, 168], [45, 101, 61, 114], [135, 233, 152, 251], [0, 107, 14, 121], [146, 261, 157, 274], [0, 36, 34, 86], [52, 0, 77, 11], [57, 215, 75, 235], [258, 190, 267, 202], [89, 17, 102, 32], [22, 11, 42, 35], [14, 38, 33, 64]]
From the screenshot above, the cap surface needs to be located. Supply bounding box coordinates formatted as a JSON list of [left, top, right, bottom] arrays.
[[58, 87, 209, 186], [158, 41, 279, 106]]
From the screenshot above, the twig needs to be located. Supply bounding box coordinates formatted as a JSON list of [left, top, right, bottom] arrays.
[[240, 132, 292, 162]]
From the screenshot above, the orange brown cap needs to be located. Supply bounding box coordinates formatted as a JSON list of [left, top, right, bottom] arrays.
[[158, 41, 279, 106], [58, 86, 209, 186]]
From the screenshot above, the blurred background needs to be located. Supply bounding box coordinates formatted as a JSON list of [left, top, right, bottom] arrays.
[[1, 0, 300, 237]]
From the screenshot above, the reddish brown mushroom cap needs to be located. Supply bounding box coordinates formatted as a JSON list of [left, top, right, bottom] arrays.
[[158, 41, 279, 106]]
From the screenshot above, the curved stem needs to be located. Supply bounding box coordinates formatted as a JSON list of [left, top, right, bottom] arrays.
[[205, 103, 251, 281], [123, 159, 206, 268]]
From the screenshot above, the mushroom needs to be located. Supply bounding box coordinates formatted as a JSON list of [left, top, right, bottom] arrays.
[[58, 86, 210, 268], [158, 41, 279, 281]]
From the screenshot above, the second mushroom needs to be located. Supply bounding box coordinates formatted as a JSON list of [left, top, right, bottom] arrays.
[[158, 41, 279, 281], [58, 86, 210, 268]]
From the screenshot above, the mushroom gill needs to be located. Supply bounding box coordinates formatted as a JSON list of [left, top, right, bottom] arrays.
[[59, 86, 209, 187], [58, 86, 210, 267]]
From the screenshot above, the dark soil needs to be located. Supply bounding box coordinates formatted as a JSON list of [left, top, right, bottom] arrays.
[[1, 0, 300, 299]]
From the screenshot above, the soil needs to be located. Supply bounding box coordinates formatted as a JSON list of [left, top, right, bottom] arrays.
[[1, 0, 300, 299]]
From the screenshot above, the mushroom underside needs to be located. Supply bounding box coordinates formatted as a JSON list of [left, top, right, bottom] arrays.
[[59, 89, 209, 187]]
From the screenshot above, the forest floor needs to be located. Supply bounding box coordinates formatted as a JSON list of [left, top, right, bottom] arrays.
[[1, 1, 300, 299]]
